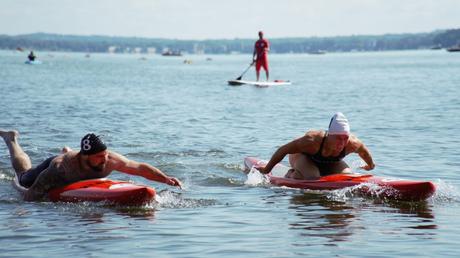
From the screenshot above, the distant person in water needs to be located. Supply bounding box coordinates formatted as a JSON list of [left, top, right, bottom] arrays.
[[28, 51, 36, 61], [253, 31, 270, 81], [255, 113, 375, 179], [0, 130, 182, 201]]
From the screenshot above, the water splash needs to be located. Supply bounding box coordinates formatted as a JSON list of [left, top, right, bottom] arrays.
[[0, 173, 10, 181], [430, 179, 460, 203], [216, 162, 242, 171], [349, 159, 366, 170], [0, 169, 14, 181], [326, 182, 398, 202], [244, 166, 270, 186]]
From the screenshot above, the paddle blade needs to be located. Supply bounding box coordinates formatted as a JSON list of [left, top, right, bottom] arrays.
[[235, 62, 254, 80]]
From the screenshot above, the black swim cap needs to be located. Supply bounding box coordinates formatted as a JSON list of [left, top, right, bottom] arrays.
[[80, 133, 107, 155]]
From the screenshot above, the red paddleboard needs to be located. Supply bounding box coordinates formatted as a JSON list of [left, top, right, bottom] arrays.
[[14, 176, 156, 206], [244, 157, 435, 201]]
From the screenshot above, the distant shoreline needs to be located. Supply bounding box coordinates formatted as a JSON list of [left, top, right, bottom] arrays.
[[1, 28, 459, 54]]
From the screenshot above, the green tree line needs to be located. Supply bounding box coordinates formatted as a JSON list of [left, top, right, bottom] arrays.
[[0, 29, 459, 54]]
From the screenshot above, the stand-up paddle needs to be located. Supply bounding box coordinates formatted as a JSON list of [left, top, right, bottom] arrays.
[[236, 62, 254, 80]]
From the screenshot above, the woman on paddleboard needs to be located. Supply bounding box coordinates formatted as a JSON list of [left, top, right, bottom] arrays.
[[256, 112, 375, 179], [0, 130, 182, 201]]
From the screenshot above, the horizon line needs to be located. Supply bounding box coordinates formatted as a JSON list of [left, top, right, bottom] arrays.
[[1, 28, 455, 41]]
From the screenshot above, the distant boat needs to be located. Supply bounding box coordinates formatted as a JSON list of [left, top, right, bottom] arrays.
[[162, 50, 182, 56], [430, 45, 442, 50], [447, 45, 460, 52]]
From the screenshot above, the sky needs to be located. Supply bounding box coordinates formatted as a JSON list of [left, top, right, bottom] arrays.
[[1, 0, 459, 39]]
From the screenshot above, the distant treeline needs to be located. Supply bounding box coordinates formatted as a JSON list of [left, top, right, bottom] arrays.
[[0, 29, 459, 54]]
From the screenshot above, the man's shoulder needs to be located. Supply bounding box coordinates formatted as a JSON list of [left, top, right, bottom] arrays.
[[107, 150, 130, 164], [59, 151, 80, 160], [52, 152, 73, 164], [52, 152, 78, 172], [108, 150, 124, 158]]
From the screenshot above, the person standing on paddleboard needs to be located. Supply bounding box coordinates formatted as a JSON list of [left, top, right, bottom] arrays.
[[253, 31, 270, 81], [255, 112, 375, 179], [0, 131, 182, 201], [28, 51, 36, 61]]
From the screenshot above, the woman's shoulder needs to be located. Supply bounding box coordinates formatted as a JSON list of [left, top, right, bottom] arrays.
[[297, 130, 325, 153], [346, 134, 363, 151], [305, 130, 325, 140]]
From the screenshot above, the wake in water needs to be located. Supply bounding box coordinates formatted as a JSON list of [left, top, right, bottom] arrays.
[[242, 165, 460, 203], [8, 190, 219, 219], [154, 190, 217, 209]]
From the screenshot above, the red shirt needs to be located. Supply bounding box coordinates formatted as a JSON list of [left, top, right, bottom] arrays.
[[254, 39, 269, 59]]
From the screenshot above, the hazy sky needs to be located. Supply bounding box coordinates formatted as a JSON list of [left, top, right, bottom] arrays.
[[1, 0, 459, 39]]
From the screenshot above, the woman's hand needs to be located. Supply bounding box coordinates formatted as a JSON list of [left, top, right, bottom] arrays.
[[167, 177, 182, 189]]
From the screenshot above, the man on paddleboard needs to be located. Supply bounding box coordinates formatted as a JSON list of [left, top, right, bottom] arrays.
[[255, 113, 375, 179], [253, 31, 270, 81], [0, 131, 182, 201]]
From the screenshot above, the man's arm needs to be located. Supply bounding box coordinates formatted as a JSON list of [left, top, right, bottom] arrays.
[[112, 153, 182, 188], [253, 41, 259, 62]]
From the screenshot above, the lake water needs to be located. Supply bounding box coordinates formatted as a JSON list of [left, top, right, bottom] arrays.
[[1, 50, 459, 257]]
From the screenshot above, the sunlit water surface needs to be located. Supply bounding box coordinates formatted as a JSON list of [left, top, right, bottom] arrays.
[[1, 50, 459, 257]]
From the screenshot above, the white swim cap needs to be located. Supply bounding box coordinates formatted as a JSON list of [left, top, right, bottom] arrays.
[[328, 112, 350, 135]]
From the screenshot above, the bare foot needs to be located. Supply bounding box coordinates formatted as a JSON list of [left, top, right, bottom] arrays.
[[285, 168, 296, 178], [0, 130, 19, 142], [285, 168, 306, 179]]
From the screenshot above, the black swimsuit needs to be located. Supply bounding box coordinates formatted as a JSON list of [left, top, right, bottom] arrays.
[[19, 156, 56, 188], [304, 132, 347, 176]]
